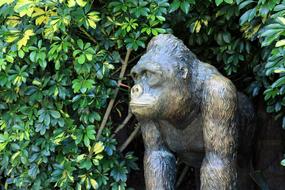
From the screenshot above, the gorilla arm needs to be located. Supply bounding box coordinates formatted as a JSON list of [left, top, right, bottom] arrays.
[[200, 76, 238, 190], [141, 120, 176, 190]]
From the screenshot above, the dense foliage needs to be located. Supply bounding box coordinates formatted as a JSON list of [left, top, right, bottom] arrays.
[[1, 0, 285, 189]]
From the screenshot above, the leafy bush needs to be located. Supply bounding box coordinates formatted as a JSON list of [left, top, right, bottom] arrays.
[[0, 0, 153, 189], [1, 0, 285, 189]]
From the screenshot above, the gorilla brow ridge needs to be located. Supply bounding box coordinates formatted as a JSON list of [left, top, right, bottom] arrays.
[[146, 34, 197, 70]]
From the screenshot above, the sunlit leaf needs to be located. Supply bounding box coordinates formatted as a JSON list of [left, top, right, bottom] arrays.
[[90, 178, 98, 189], [93, 142, 104, 154], [14, 0, 35, 17], [76, 0, 87, 7], [17, 29, 35, 50], [275, 39, 285, 47], [68, 0, 76, 7], [0, 0, 14, 7]]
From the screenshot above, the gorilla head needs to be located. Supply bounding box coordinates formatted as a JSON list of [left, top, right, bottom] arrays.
[[130, 34, 197, 120]]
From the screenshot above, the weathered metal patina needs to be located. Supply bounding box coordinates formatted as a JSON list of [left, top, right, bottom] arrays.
[[130, 34, 255, 190]]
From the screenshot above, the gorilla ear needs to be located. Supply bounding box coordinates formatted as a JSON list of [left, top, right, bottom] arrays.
[[181, 67, 188, 79]]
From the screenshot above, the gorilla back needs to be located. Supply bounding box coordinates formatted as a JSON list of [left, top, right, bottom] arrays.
[[130, 34, 255, 190]]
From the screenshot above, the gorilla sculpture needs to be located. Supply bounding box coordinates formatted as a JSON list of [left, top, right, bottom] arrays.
[[129, 34, 255, 190]]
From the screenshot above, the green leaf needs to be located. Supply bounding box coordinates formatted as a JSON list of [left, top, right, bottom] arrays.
[[28, 164, 39, 178], [44, 114, 51, 126], [6, 55, 14, 63], [84, 135, 90, 147], [275, 39, 285, 47], [272, 76, 285, 88], [0, 0, 14, 7], [86, 125, 95, 140], [239, 8, 256, 25], [14, 0, 35, 17], [86, 54, 93, 61], [78, 54, 86, 64], [77, 39, 84, 49], [276, 17, 285, 25], [0, 133, 9, 143], [239, 0, 255, 9], [76, 154, 86, 162], [76, 0, 87, 7], [81, 79, 94, 93], [11, 151, 20, 162], [79, 159, 92, 170], [18, 50, 25, 58], [30, 51, 37, 62], [94, 112, 101, 121], [224, 0, 233, 4], [68, 0, 76, 7], [281, 159, 285, 166], [50, 110, 61, 119], [72, 79, 82, 93], [169, 0, 180, 13], [215, 0, 223, 6], [90, 178, 98, 189], [180, 1, 190, 14], [111, 164, 128, 182], [223, 32, 231, 43]]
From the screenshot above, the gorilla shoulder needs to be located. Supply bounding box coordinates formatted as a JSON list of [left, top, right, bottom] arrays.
[[202, 74, 238, 122]]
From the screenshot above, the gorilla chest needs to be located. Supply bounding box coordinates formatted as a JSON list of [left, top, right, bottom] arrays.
[[158, 116, 205, 154]]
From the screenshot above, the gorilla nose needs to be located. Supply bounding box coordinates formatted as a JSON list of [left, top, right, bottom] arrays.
[[131, 84, 143, 97]]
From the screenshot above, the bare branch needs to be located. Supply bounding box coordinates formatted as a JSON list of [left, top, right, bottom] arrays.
[[176, 166, 189, 188], [111, 111, 133, 138], [119, 124, 140, 152], [97, 49, 132, 139]]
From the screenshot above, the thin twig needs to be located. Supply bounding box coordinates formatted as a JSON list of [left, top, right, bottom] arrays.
[[119, 125, 140, 152], [128, 52, 144, 65], [111, 111, 133, 138], [111, 66, 122, 76], [97, 49, 132, 139], [79, 27, 97, 44], [176, 166, 189, 188], [111, 52, 144, 76]]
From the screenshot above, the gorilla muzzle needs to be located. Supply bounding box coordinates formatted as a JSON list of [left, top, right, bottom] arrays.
[[130, 84, 157, 107]]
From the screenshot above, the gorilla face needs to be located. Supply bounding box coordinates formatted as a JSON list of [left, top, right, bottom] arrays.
[[130, 61, 163, 118], [130, 53, 189, 120]]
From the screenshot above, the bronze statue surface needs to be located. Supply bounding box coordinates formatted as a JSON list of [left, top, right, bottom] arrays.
[[129, 34, 255, 190]]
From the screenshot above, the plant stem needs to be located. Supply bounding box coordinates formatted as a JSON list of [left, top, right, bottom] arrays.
[[176, 166, 189, 188], [79, 27, 97, 44], [119, 125, 140, 152], [111, 111, 133, 138], [97, 49, 132, 139]]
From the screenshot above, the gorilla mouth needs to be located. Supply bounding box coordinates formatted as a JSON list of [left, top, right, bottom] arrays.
[[129, 102, 151, 107], [130, 94, 157, 107]]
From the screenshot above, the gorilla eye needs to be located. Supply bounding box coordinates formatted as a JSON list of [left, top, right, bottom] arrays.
[[145, 71, 152, 78], [144, 71, 161, 86], [141, 70, 153, 80], [131, 72, 140, 81]]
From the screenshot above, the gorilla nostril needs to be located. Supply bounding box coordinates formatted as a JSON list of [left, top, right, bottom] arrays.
[[132, 87, 137, 94], [131, 84, 143, 97]]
